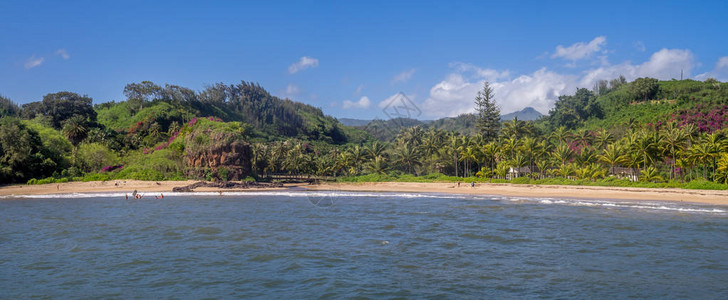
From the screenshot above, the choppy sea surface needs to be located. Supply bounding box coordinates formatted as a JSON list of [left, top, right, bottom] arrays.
[[1, 191, 727, 298]]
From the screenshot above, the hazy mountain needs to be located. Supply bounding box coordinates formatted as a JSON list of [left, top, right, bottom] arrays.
[[500, 107, 544, 121]]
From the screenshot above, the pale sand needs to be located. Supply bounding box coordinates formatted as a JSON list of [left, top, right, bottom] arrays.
[[306, 182, 728, 206], [0, 180, 292, 198], [2, 180, 727, 206]]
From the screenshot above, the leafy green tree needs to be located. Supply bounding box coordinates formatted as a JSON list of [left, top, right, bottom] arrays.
[[630, 77, 659, 102], [0, 117, 55, 182], [21, 91, 97, 129], [474, 81, 501, 141], [76, 143, 120, 173], [124, 81, 163, 112], [0, 95, 19, 117], [62, 115, 89, 146]]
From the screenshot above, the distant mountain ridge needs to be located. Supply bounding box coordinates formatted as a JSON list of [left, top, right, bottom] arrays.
[[338, 106, 544, 127], [500, 107, 544, 121]]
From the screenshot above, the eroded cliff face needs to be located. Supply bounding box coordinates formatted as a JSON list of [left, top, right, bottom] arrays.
[[183, 133, 251, 181]]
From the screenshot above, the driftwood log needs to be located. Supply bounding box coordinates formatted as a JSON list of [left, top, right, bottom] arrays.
[[172, 181, 283, 192]]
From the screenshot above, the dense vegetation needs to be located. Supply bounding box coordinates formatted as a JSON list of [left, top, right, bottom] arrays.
[[3, 77, 728, 190]]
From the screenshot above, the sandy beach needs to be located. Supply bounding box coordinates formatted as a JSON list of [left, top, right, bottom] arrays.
[[306, 182, 728, 206], [0, 180, 292, 198], [2, 180, 728, 206]]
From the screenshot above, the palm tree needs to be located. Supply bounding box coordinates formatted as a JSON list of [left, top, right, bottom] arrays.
[[689, 143, 711, 180], [481, 142, 499, 178], [632, 130, 658, 169], [573, 130, 592, 147], [640, 166, 664, 182], [366, 156, 389, 175], [575, 146, 598, 165], [393, 144, 422, 174], [459, 146, 479, 177], [594, 129, 613, 150], [347, 145, 367, 174], [551, 143, 574, 165], [660, 126, 688, 180], [550, 126, 571, 144], [597, 143, 626, 176], [520, 136, 540, 175], [62, 115, 89, 147], [502, 117, 528, 142], [446, 133, 461, 177], [365, 141, 387, 160], [702, 132, 726, 180]]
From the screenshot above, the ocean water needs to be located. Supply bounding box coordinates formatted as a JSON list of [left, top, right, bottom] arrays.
[[1, 191, 727, 298]]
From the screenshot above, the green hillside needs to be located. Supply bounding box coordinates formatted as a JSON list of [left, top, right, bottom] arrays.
[[4, 77, 728, 189]]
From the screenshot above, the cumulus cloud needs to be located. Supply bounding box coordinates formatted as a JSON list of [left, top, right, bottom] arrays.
[[717, 56, 728, 70], [284, 83, 300, 97], [288, 56, 319, 74], [450, 62, 510, 81], [392, 68, 416, 84], [56, 49, 70, 60], [24, 55, 44, 69], [343, 96, 371, 109], [421, 48, 697, 118], [580, 48, 694, 85], [695, 56, 728, 81], [552, 36, 607, 61]]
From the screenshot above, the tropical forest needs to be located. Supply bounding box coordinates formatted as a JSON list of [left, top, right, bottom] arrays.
[[2, 77, 728, 190]]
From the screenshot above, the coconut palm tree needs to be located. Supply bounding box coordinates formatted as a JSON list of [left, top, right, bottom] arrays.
[[632, 130, 659, 169], [393, 144, 422, 174], [481, 142, 499, 178], [660, 126, 688, 179], [640, 166, 664, 182], [551, 143, 574, 165], [550, 126, 571, 144], [364, 141, 387, 160], [701, 132, 726, 180], [62, 115, 89, 147], [366, 156, 390, 175], [594, 129, 614, 150], [597, 143, 626, 176]]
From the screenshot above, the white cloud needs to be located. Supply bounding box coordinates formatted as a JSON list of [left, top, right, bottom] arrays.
[[288, 56, 319, 74], [450, 62, 510, 81], [343, 96, 371, 109], [422, 69, 574, 117], [24, 55, 44, 69], [717, 56, 728, 70], [56, 49, 70, 60], [552, 36, 607, 61], [284, 83, 300, 97], [696, 56, 728, 81], [355, 84, 365, 94], [421, 48, 697, 118], [580, 48, 694, 85], [634, 41, 646, 52], [392, 68, 416, 83]]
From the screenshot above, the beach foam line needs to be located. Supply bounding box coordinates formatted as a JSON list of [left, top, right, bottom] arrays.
[[0, 190, 464, 200], [2, 190, 724, 214], [526, 198, 727, 214]]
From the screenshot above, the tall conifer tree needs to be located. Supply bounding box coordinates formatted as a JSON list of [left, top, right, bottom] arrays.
[[474, 81, 501, 141]]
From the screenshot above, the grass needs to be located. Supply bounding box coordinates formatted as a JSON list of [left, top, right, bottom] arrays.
[[336, 173, 728, 190]]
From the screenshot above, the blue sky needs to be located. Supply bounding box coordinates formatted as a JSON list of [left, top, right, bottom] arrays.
[[2, 0, 727, 120]]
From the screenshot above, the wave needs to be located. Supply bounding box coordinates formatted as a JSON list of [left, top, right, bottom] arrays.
[[529, 198, 727, 214], [2, 190, 724, 214]]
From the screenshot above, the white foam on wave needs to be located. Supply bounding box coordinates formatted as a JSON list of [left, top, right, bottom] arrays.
[[3, 190, 724, 215], [522, 197, 727, 214], [0, 190, 458, 200]]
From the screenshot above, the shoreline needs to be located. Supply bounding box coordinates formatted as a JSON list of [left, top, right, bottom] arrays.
[[1, 180, 728, 206], [308, 182, 728, 206]]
